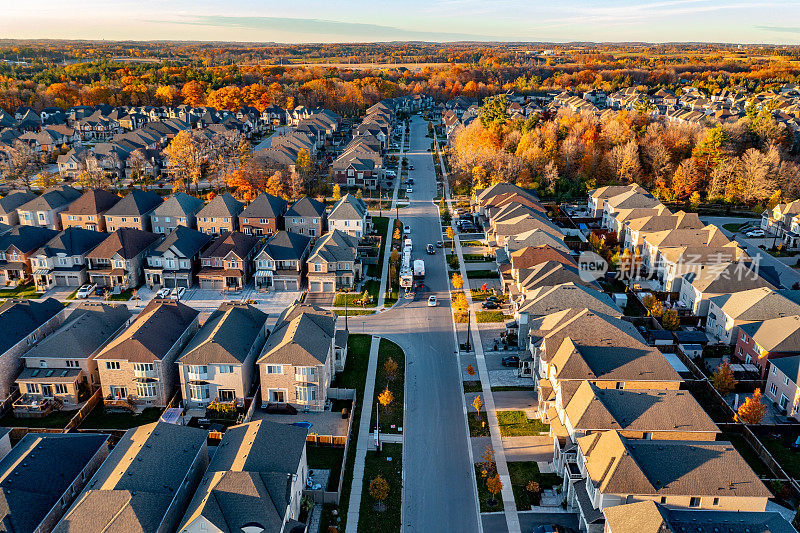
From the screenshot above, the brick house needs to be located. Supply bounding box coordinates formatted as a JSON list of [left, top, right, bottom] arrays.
[[306, 230, 361, 292], [85, 228, 162, 290], [0, 191, 36, 226], [144, 226, 212, 289], [328, 194, 370, 239], [285, 197, 326, 238], [735, 315, 800, 375], [239, 191, 287, 236], [198, 231, 260, 291], [196, 192, 244, 235], [30, 227, 108, 291], [17, 185, 82, 230], [253, 231, 311, 291], [103, 189, 163, 232], [151, 192, 206, 234], [60, 189, 121, 232]]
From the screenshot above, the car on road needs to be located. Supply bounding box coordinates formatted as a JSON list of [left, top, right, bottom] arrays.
[[76, 284, 95, 299], [427, 244, 435, 254], [406, 187, 413, 194], [533, 526, 564, 533], [482, 300, 500, 309], [156, 287, 171, 299], [502, 355, 520, 367], [745, 229, 765, 237], [436, 241, 444, 248], [171, 286, 186, 300], [409, 165, 415, 170], [427, 295, 437, 307], [403, 224, 411, 234], [407, 178, 414, 185], [485, 295, 501, 304]]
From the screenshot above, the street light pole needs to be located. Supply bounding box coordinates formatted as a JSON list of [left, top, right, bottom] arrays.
[[376, 399, 380, 452], [466, 308, 471, 351]]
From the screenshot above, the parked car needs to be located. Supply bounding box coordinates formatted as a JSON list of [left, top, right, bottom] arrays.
[[485, 295, 501, 304], [436, 241, 444, 248], [406, 187, 413, 194], [407, 178, 414, 185], [409, 165, 415, 170], [171, 286, 186, 300], [745, 229, 765, 237], [533, 526, 564, 533], [502, 355, 520, 367], [427, 295, 437, 307], [482, 300, 500, 309], [76, 284, 95, 299], [94, 286, 106, 296], [426, 244, 435, 254], [403, 224, 411, 234], [156, 287, 171, 299]]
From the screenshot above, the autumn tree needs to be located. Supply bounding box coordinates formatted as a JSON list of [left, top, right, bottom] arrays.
[[1, 140, 44, 190], [265, 170, 289, 200], [486, 474, 503, 503], [369, 475, 389, 512], [661, 308, 680, 330], [737, 389, 767, 424], [127, 149, 148, 188], [332, 184, 341, 200], [466, 364, 476, 377], [472, 394, 483, 416], [711, 361, 737, 395], [384, 357, 398, 381], [32, 171, 61, 189], [163, 130, 208, 193], [446, 226, 455, 251], [451, 273, 463, 290], [453, 292, 468, 314]]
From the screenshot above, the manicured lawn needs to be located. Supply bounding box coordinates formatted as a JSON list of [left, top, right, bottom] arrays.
[[307, 445, 345, 491], [372, 339, 404, 434], [723, 222, 747, 232], [334, 309, 375, 316], [79, 406, 163, 429], [470, 289, 506, 302], [763, 438, 800, 478], [0, 409, 78, 428], [330, 334, 371, 531], [463, 254, 493, 262], [474, 463, 505, 512], [0, 283, 41, 299], [466, 270, 496, 279], [461, 240, 484, 246], [507, 461, 563, 511], [359, 443, 402, 533], [334, 280, 380, 307], [107, 289, 134, 301], [475, 311, 511, 323], [468, 410, 490, 437], [497, 410, 549, 437], [65, 288, 79, 300], [463, 380, 482, 393]]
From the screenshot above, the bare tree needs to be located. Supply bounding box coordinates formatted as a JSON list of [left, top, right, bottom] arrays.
[[1, 140, 44, 190]]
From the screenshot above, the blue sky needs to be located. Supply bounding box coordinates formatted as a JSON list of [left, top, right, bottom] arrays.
[[4, 0, 800, 44]]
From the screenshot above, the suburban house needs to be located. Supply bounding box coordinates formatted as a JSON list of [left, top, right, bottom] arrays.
[[253, 230, 312, 291], [306, 230, 361, 292], [85, 228, 161, 291], [328, 194, 370, 239], [504, 229, 571, 254], [17, 185, 82, 230], [0, 433, 110, 533], [765, 355, 800, 419], [0, 191, 36, 226], [621, 211, 704, 252], [706, 288, 800, 344], [59, 188, 121, 232], [512, 261, 596, 300], [566, 430, 771, 533], [144, 226, 212, 289], [198, 231, 260, 291], [196, 192, 244, 235], [14, 302, 131, 412], [652, 244, 748, 292], [257, 304, 337, 410], [177, 302, 268, 409], [600, 189, 663, 231], [761, 199, 800, 239], [103, 189, 163, 232], [178, 420, 309, 533], [151, 192, 206, 234], [285, 197, 326, 238], [678, 261, 773, 316], [735, 315, 800, 374], [0, 225, 60, 286], [30, 227, 108, 291], [53, 422, 209, 533], [96, 299, 200, 409], [0, 298, 66, 397], [603, 501, 795, 533], [239, 191, 287, 236]]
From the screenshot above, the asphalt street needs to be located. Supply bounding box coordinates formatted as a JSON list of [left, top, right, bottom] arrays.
[[359, 116, 481, 532]]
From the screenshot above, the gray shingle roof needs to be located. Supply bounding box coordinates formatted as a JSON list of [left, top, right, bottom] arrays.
[[0, 298, 64, 354], [178, 302, 267, 365], [329, 194, 367, 221], [257, 304, 335, 366], [308, 230, 358, 263], [17, 185, 81, 212], [62, 189, 121, 215], [149, 225, 211, 259], [152, 192, 205, 218], [239, 192, 287, 220], [0, 225, 60, 254], [286, 196, 325, 218], [258, 231, 311, 262], [197, 192, 244, 219], [104, 190, 163, 217], [86, 228, 160, 260], [0, 191, 37, 215], [34, 227, 107, 258]]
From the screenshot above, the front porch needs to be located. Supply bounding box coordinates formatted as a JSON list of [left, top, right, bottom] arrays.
[[89, 268, 130, 290]]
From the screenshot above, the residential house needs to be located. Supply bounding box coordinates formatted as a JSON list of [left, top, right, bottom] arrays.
[[0, 225, 60, 286], [601, 190, 662, 232], [0, 191, 36, 226], [14, 302, 131, 411], [655, 244, 748, 292], [103, 189, 163, 232], [196, 192, 244, 235], [253, 230, 312, 291], [285, 197, 326, 238], [567, 430, 770, 533], [178, 420, 308, 533], [30, 227, 108, 291], [151, 192, 206, 234], [198, 231, 260, 291], [177, 302, 268, 408], [678, 261, 773, 316], [306, 230, 361, 292], [0, 298, 66, 397], [86, 228, 161, 290], [621, 211, 704, 252], [761, 200, 800, 238], [706, 288, 800, 344], [17, 185, 82, 230], [0, 433, 110, 533], [603, 501, 795, 533], [764, 355, 800, 419], [512, 261, 597, 301], [328, 194, 370, 239], [59, 189, 121, 232], [257, 304, 337, 410], [735, 315, 800, 374], [504, 229, 571, 254], [587, 184, 650, 218], [239, 192, 287, 236], [96, 300, 200, 408], [53, 422, 209, 533], [144, 226, 212, 289]]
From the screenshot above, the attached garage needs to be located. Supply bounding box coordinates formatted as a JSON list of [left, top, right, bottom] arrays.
[[309, 280, 323, 292], [54, 273, 81, 286], [274, 279, 299, 291], [200, 278, 224, 290], [175, 277, 190, 288], [323, 281, 335, 292], [164, 278, 176, 289]]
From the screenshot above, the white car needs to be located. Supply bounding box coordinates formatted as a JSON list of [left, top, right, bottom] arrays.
[[427, 295, 437, 307], [75, 284, 95, 299], [403, 224, 411, 234], [157, 287, 171, 299], [170, 286, 186, 300], [745, 229, 765, 238], [406, 187, 413, 194]]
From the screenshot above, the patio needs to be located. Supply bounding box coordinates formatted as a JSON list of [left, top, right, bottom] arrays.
[[251, 406, 350, 438]]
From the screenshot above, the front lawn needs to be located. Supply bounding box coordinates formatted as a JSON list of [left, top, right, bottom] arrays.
[[334, 309, 375, 316], [463, 254, 493, 262], [0, 282, 41, 299], [107, 289, 134, 301], [79, 406, 163, 429], [497, 410, 549, 437], [334, 281, 380, 308], [463, 380, 482, 393], [468, 410, 490, 437], [475, 311, 511, 323], [723, 222, 747, 232], [507, 461, 563, 511], [461, 240, 484, 246], [372, 339, 405, 434], [466, 269, 497, 280], [474, 463, 505, 512], [0, 409, 78, 428], [359, 443, 403, 533], [307, 445, 345, 491]]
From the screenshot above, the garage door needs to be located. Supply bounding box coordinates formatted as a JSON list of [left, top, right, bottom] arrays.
[[323, 281, 335, 292], [309, 281, 323, 292], [55, 274, 81, 286], [283, 279, 298, 291], [176, 278, 189, 288], [200, 279, 223, 290], [164, 278, 176, 289]]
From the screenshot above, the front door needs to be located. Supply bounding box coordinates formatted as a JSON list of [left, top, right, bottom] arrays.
[[41, 384, 53, 398], [219, 389, 236, 402], [270, 390, 285, 403]]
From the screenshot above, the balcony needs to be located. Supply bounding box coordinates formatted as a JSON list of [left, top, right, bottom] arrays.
[[295, 371, 317, 383], [133, 368, 157, 379], [187, 370, 209, 381]]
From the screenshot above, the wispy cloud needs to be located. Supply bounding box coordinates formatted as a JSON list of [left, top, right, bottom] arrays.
[[756, 25, 800, 34]]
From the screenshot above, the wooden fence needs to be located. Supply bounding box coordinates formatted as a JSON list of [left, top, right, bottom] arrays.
[[63, 389, 102, 433]]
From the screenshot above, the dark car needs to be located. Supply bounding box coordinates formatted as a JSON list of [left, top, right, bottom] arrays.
[[94, 286, 106, 296], [502, 355, 520, 367], [533, 526, 564, 533], [482, 300, 500, 309], [407, 178, 414, 185], [427, 244, 435, 254], [409, 165, 415, 170], [436, 241, 444, 248], [485, 295, 501, 303]]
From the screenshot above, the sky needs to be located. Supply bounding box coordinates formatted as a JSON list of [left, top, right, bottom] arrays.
[[4, 0, 800, 45]]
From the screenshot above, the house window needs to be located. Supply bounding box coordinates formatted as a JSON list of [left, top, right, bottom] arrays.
[[295, 366, 316, 381], [219, 389, 236, 402], [54, 384, 68, 394], [134, 363, 154, 373], [105, 361, 120, 370], [137, 382, 157, 398], [188, 365, 208, 376], [660, 496, 667, 504], [27, 383, 39, 394], [770, 383, 778, 396], [218, 365, 234, 373], [314, 263, 322, 272], [773, 366, 778, 375], [689, 497, 701, 507], [266, 365, 282, 374], [295, 384, 317, 402], [712, 497, 719, 506], [781, 394, 789, 410], [189, 384, 209, 401], [66, 360, 78, 368]]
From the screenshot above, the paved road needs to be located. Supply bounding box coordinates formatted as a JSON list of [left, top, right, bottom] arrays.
[[483, 511, 579, 533], [358, 116, 480, 532]]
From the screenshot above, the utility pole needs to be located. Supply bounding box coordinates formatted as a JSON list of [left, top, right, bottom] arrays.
[[344, 289, 349, 331]]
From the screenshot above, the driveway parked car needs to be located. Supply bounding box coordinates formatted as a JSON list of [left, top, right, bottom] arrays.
[[76, 284, 95, 299], [436, 241, 444, 248], [156, 287, 171, 299], [482, 300, 499, 309], [427, 295, 437, 307], [502, 355, 520, 367], [171, 286, 186, 300], [94, 286, 106, 297], [745, 229, 765, 237]]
